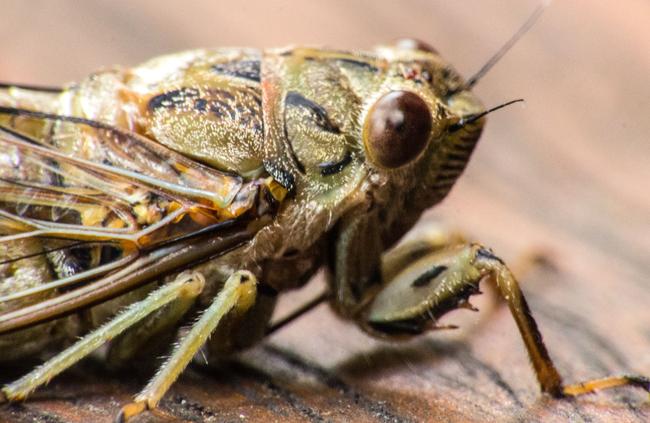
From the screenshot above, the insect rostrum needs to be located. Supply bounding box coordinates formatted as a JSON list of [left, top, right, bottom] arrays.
[[0, 40, 647, 421]]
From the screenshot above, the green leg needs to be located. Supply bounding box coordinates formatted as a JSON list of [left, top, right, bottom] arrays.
[[1, 271, 205, 402], [364, 240, 650, 397], [381, 222, 465, 283], [106, 279, 203, 367], [117, 270, 258, 422], [267, 224, 466, 336]]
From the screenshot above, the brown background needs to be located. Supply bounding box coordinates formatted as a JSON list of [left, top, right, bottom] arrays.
[[1, 1, 649, 422]]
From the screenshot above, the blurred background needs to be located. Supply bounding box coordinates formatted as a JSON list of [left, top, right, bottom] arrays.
[[1, 1, 649, 422]]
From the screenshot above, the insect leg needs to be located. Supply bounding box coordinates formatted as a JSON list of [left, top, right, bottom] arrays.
[[106, 276, 205, 367], [117, 270, 258, 422], [472, 247, 565, 395], [266, 289, 329, 336], [474, 251, 650, 397], [0, 271, 205, 403], [381, 223, 466, 283], [276, 225, 460, 337], [383, 228, 553, 321], [364, 243, 649, 397], [330, 212, 465, 319]]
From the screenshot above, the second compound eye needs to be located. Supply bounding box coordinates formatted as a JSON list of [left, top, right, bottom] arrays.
[[363, 91, 432, 169]]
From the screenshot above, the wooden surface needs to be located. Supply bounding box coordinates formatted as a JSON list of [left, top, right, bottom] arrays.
[[1, 1, 649, 422]]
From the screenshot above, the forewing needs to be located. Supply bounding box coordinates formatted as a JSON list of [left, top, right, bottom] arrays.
[[0, 107, 270, 331]]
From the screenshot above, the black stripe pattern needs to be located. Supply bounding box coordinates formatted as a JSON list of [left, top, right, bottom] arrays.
[[212, 60, 261, 82]]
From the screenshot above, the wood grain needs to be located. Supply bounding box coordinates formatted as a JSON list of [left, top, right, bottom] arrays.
[[1, 1, 649, 422]]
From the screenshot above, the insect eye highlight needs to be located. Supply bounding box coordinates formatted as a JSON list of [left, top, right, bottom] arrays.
[[363, 91, 432, 169]]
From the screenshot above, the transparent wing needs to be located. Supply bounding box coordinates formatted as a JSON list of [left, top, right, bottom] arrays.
[[0, 107, 275, 333]]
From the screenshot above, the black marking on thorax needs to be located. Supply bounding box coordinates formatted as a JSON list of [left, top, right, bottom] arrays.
[[318, 150, 352, 176], [295, 51, 379, 73], [285, 91, 341, 134], [148, 88, 199, 111], [148, 85, 263, 136], [263, 159, 295, 192], [334, 57, 379, 73], [282, 91, 343, 175], [212, 60, 261, 82], [204, 89, 237, 120]]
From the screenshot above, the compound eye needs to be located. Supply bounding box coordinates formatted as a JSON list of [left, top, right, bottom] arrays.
[[363, 91, 432, 169]]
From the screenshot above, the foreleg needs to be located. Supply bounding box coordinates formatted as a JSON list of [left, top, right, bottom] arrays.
[[364, 242, 649, 397], [1, 271, 205, 402]]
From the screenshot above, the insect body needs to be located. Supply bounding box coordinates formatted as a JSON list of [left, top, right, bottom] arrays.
[[0, 39, 648, 421]]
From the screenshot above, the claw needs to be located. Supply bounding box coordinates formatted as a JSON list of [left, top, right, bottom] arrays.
[[626, 375, 650, 393], [116, 401, 147, 423], [457, 299, 479, 312]]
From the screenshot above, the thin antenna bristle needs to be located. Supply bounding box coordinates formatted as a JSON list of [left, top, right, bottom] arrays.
[[466, 2, 549, 89], [449, 99, 524, 132]]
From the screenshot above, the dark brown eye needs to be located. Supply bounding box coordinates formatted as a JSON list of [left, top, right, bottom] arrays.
[[363, 91, 432, 168]]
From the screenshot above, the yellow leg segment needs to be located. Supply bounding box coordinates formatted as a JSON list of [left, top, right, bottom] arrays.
[[474, 247, 649, 398], [563, 375, 650, 397], [117, 270, 257, 422], [1, 271, 205, 402]]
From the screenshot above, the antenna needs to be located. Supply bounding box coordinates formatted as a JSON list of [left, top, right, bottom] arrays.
[[449, 99, 524, 132], [466, 2, 549, 89]]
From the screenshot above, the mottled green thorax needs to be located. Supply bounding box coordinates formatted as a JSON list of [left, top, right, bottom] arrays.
[[79, 46, 485, 255], [259, 44, 486, 252]]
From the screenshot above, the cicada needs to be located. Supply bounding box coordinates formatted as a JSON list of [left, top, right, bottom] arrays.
[[1, 14, 648, 423]]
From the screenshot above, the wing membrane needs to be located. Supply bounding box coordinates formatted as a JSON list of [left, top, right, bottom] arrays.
[[0, 220, 263, 334], [0, 106, 275, 332], [0, 108, 255, 243]]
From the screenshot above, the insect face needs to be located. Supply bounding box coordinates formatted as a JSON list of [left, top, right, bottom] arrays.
[[368, 41, 485, 177], [349, 42, 486, 251]]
